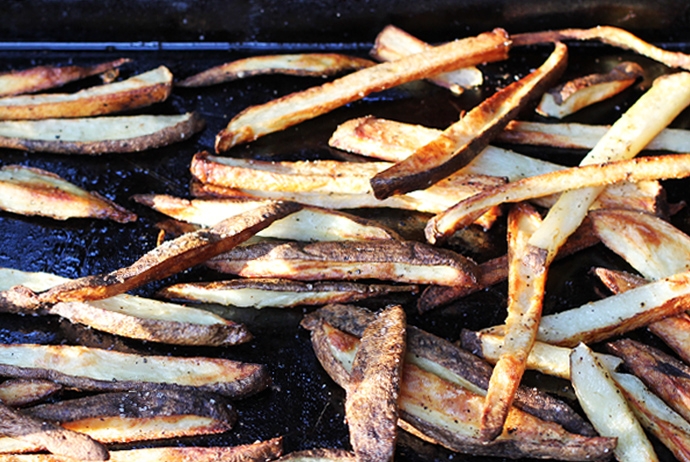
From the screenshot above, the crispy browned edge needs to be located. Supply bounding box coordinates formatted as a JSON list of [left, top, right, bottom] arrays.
[[0, 112, 205, 154]]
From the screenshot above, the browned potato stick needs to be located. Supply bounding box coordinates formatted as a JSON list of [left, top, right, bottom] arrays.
[[512, 25, 690, 70], [215, 28, 510, 151], [178, 53, 374, 87], [425, 153, 690, 244], [0, 165, 136, 223], [0, 343, 269, 398], [132, 194, 401, 241], [499, 120, 690, 152], [158, 278, 418, 309], [607, 339, 690, 424], [370, 25, 483, 94], [308, 320, 616, 460], [0, 379, 61, 408], [0, 113, 205, 154], [0, 66, 173, 120], [481, 203, 547, 441], [0, 58, 129, 97], [345, 305, 406, 462], [611, 371, 690, 462], [0, 402, 108, 461], [206, 239, 478, 286], [24, 200, 301, 306], [0, 438, 284, 462], [369, 42, 567, 200], [536, 61, 643, 118], [276, 448, 356, 461]]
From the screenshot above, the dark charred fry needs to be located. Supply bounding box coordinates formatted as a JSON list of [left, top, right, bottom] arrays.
[[178, 53, 374, 87], [206, 239, 478, 286], [369, 42, 567, 199], [0, 59, 130, 97], [0, 379, 61, 408]]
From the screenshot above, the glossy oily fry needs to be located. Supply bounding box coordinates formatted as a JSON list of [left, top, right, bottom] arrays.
[[0, 113, 204, 154], [0, 66, 173, 120], [0, 58, 129, 97], [178, 53, 374, 87], [369, 42, 567, 199], [215, 28, 510, 151], [0, 165, 136, 222], [370, 24, 483, 94]]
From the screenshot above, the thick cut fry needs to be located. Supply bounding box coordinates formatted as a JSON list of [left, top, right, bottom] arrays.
[[570, 343, 658, 462], [369, 42, 567, 199], [20, 200, 301, 306], [158, 278, 417, 309], [132, 194, 400, 241], [0, 165, 136, 222], [370, 25, 483, 94], [345, 305, 406, 462], [498, 120, 690, 152], [215, 29, 510, 151], [178, 53, 374, 87], [425, 153, 690, 244], [512, 26, 690, 70], [0, 113, 205, 154], [0, 379, 61, 407], [0, 59, 129, 97], [481, 203, 547, 441], [206, 239, 478, 286], [0, 403, 108, 461], [536, 61, 643, 118], [0, 66, 173, 120], [0, 343, 269, 398]]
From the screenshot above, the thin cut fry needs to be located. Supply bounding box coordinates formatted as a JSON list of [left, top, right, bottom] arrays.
[[215, 28, 510, 151], [178, 53, 374, 87]]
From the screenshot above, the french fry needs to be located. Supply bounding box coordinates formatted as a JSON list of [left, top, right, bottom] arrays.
[[369, 42, 567, 200], [0, 113, 205, 154], [570, 343, 658, 462], [370, 25, 483, 94], [535, 61, 643, 118], [177, 53, 374, 87], [0, 379, 61, 408], [0, 66, 173, 120], [132, 194, 401, 241], [215, 28, 510, 151], [276, 448, 356, 461], [205, 239, 478, 286], [481, 203, 547, 441], [158, 278, 417, 309], [0, 343, 269, 398], [0, 165, 136, 222], [0, 59, 129, 97], [512, 25, 690, 70], [345, 305, 406, 462]]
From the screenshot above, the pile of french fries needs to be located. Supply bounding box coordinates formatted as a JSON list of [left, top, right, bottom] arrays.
[[3, 21, 690, 462]]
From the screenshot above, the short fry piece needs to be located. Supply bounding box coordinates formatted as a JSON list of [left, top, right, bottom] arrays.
[[0, 66, 173, 120], [0, 113, 205, 154], [0, 59, 129, 97], [369, 42, 567, 199], [570, 343, 658, 462], [0, 165, 136, 222], [178, 53, 374, 87], [215, 28, 510, 151]]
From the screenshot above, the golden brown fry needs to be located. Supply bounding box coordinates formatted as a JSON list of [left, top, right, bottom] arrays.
[[0, 165, 136, 222], [512, 25, 690, 70], [0, 343, 269, 398], [345, 305, 406, 462], [370, 25, 483, 94], [0, 113, 205, 154], [215, 29, 510, 151], [536, 61, 643, 118], [206, 239, 478, 286], [0, 66, 173, 120], [0, 379, 61, 408], [0, 59, 130, 97], [178, 53, 374, 87], [369, 42, 567, 199], [276, 448, 356, 461]]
